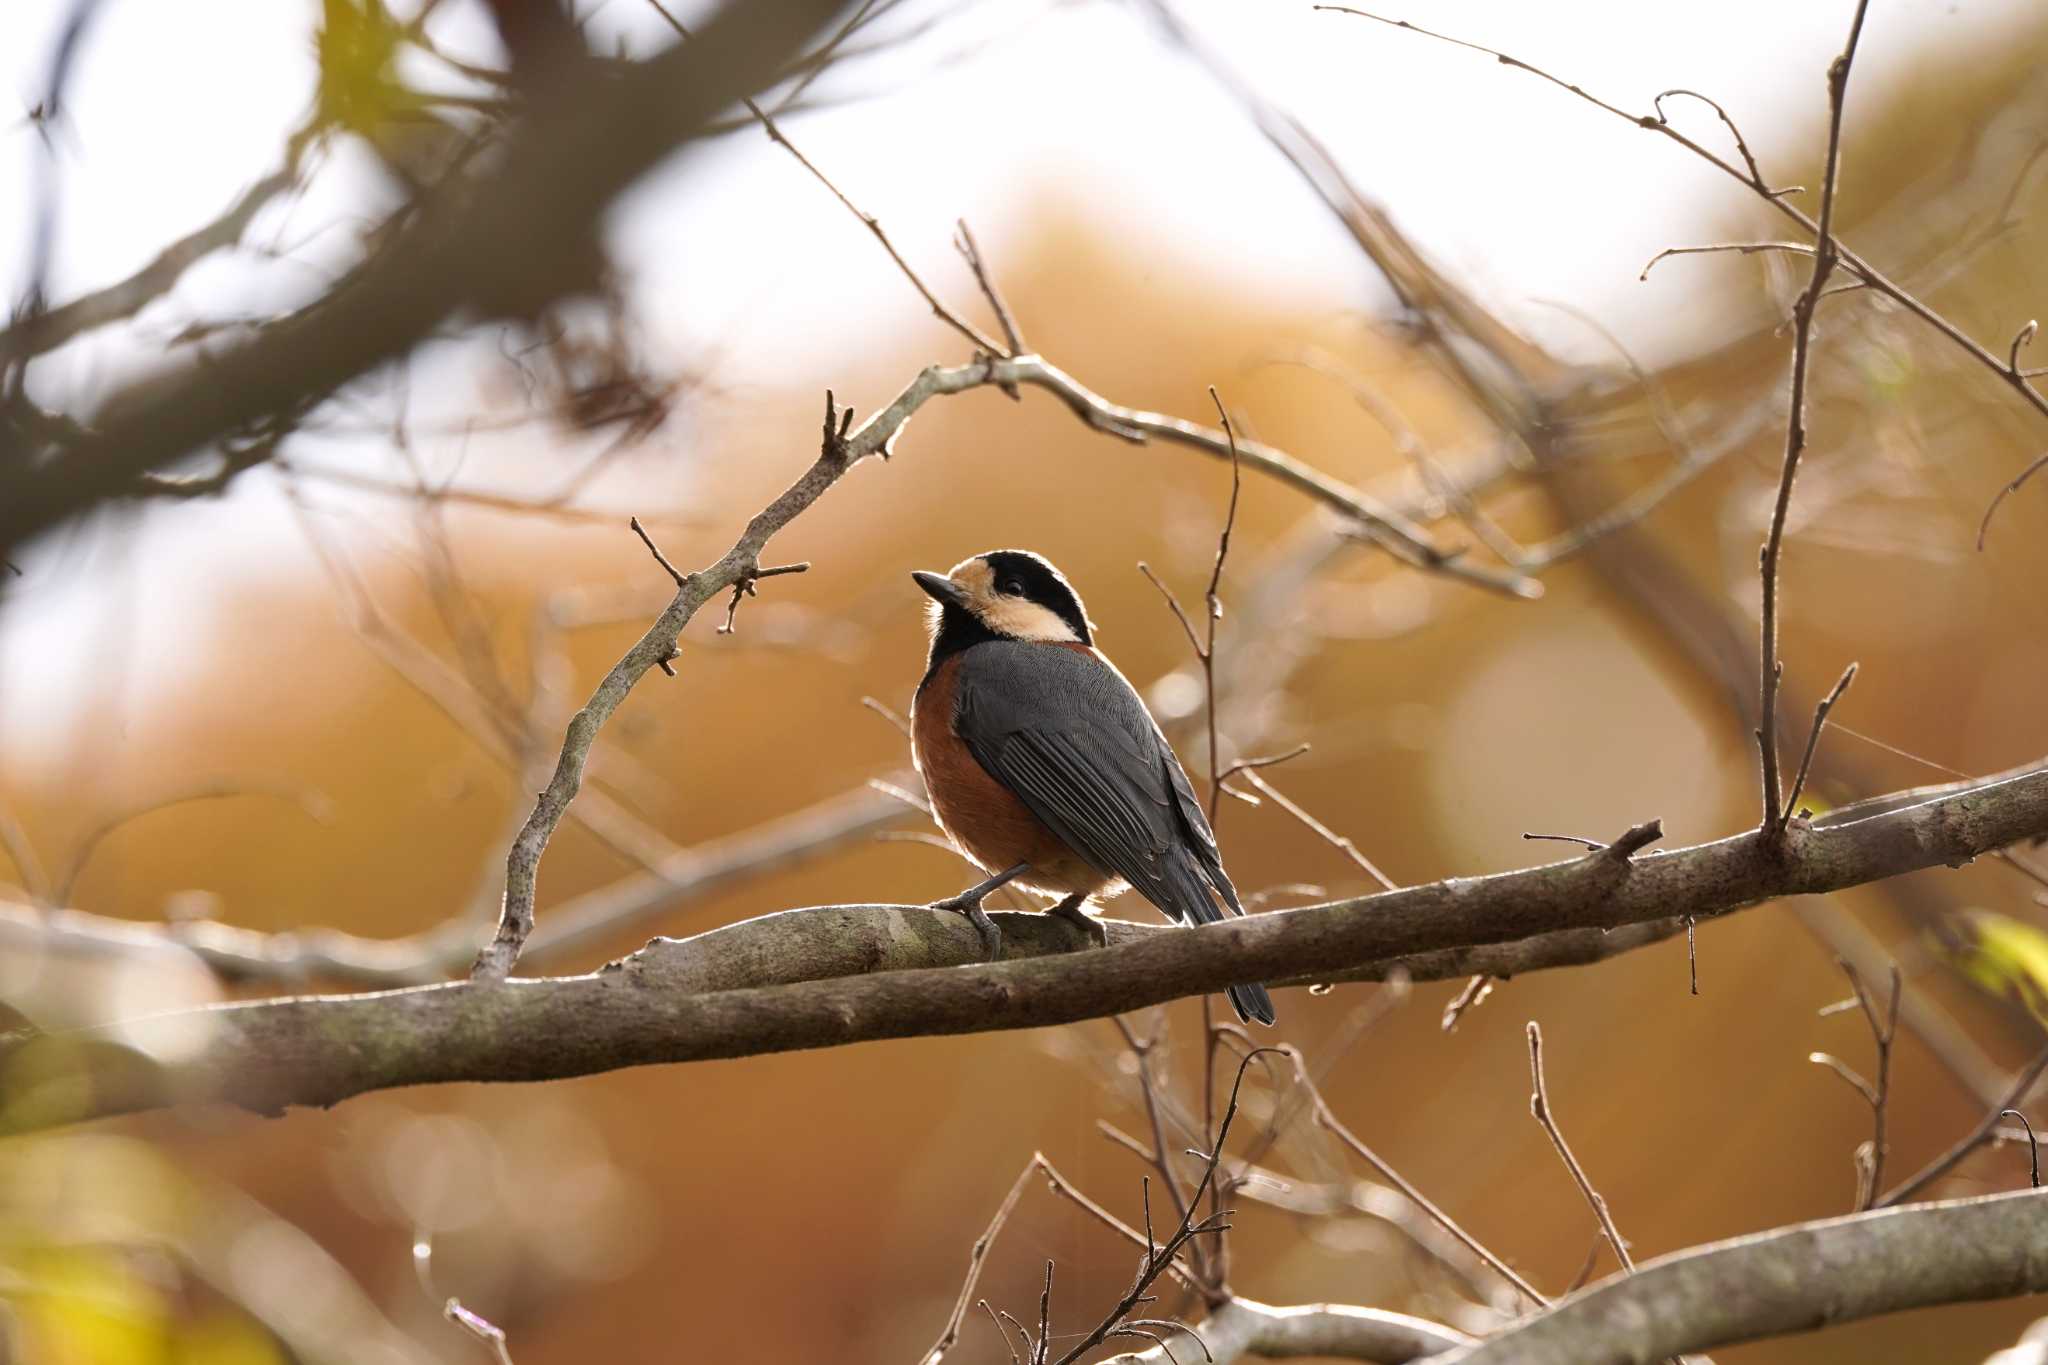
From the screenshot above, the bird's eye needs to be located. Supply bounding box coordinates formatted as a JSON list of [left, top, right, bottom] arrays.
[[998, 577, 1022, 597]]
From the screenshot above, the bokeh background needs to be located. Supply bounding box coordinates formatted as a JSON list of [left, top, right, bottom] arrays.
[[3, 1, 2048, 1361]]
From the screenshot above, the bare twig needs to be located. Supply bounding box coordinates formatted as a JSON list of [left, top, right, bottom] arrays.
[[955, 218, 1027, 358], [1650, 88, 1771, 190], [1109, 1016, 1197, 1235], [470, 387, 862, 979], [1850, 962, 1901, 1210], [54, 780, 329, 906], [1293, 1049, 1548, 1308], [860, 695, 914, 738], [1527, 1022, 1633, 1272], [1522, 833, 1607, 852], [1876, 1043, 2048, 1208], [628, 515, 688, 588], [1638, 240, 1823, 281], [1048, 1050, 1277, 1365], [2003, 1111, 2040, 1189], [645, 0, 1008, 359], [1790, 899, 2009, 1110], [1200, 388, 1244, 824], [922, 1161, 1037, 1365], [445, 1298, 517, 1365], [0, 128, 314, 366], [1976, 448, 2048, 549], [1441, 974, 1493, 1033], [715, 560, 811, 636], [1314, 3, 2048, 547], [1784, 663, 1858, 824], [1756, 0, 1873, 835], [1241, 770, 1396, 891]]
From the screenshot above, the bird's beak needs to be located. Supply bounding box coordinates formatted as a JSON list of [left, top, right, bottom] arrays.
[[911, 570, 970, 610]]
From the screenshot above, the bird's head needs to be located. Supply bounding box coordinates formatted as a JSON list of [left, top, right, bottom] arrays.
[[913, 549, 1094, 659]]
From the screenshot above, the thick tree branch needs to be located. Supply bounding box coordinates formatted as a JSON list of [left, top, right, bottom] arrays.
[[1100, 1297, 1471, 1364], [12, 760, 2048, 1130], [1435, 1189, 2048, 1364], [0, 0, 843, 557]]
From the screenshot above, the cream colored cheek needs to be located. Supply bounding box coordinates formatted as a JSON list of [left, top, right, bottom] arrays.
[[982, 599, 1079, 642]]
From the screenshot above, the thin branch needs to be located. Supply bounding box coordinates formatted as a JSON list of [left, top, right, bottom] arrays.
[[954, 218, 1027, 357], [1756, 0, 1873, 836], [54, 780, 329, 906], [860, 695, 914, 738], [1315, 4, 2048, 541], [1032, 1151, 1202, 1292], [1214, 743, 1310, 790], [1440, 974, 1493, 1033], [921, 1161, 1038, 1365], [1976, 448, 2048, 549], [1241, 770, 1395, 891], [0, 129, 313, 365], [445, 1299, 517, 1365], [1844, 960, 1901, 1211], [0, 773, 918, 987], [1637, 240, 1821, 281], [1049, 1050, 1276, 1365], [2002, 1111, 2040, 1189], [1876, 1043, 2048, 1208], [1650, 88, 1770, 190], [628, 515, 688, 588], [1789, 899, 2009, 1110], [645, 0, 1008, 358], [469, 385, 862, 979], [1526, 1022, 1633, 1272], [1294, 1050, 1548, 1309], [1109, 1016, 1197, 1234], [1201, 386, 1245, 824], [1783, 663, 1858, 824]]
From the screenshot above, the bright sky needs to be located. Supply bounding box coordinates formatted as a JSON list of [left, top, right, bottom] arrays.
[[0, 0, 2032, 758]]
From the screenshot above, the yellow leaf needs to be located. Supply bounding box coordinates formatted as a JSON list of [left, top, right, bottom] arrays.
[[1940, 911, 2048, 1023]]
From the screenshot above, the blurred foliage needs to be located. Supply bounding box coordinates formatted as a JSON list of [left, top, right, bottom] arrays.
[[1946, 911, 2048, 1025], [0, 1140, 283, 1365], [314, 0, 420, 141]]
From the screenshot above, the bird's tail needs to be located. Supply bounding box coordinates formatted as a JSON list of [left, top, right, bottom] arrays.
[[1173, 857, 1276, 1026], [1225, 980, 1277, 1028]]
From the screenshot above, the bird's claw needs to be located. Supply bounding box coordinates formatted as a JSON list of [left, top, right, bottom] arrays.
[[928, 862, 1029, 963]]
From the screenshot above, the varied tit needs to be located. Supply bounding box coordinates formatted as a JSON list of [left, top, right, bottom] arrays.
[[908, 549, 1276, 1027]]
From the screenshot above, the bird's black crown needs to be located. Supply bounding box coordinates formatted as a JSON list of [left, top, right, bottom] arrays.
[[980, 550, 1091, 645]]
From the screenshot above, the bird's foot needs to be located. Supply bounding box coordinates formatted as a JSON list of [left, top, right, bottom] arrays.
[[1048, 894, 1109, 950], [929, 862, 1029, 962]]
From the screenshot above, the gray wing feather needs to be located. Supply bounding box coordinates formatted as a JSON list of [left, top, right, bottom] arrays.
[[950, 642, 1242, 924]]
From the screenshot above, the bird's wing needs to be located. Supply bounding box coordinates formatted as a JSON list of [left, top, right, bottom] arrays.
[[950, 641, 1242, 923]]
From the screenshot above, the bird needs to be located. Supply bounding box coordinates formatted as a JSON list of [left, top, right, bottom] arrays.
[[907, 549, 1276, 1026]]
